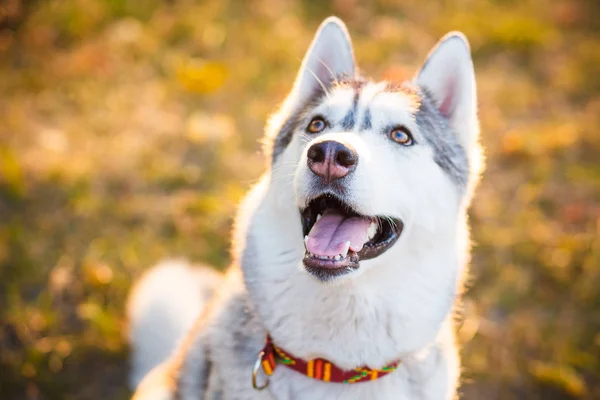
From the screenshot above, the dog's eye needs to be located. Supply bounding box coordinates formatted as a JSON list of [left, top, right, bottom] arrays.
[[307, 117, 326, 134], [390, 126, 413, 145]]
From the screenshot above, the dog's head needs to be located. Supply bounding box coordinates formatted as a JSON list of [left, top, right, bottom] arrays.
[[263, 17, 481, 282]]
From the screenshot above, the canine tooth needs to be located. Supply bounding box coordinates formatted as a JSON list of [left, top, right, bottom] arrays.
[[341, 241, 350, 258], [304, 235, 309, 249], [367, 222, 378, 240], [316, 213, 322, 221]]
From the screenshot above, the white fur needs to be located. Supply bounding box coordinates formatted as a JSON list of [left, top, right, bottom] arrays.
[[237, 177, 461, 399]]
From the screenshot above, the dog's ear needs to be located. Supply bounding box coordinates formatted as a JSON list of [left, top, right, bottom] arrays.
[[416, 33, 478, 152], [264, 17, 355, 163], [290, 17, 356, 105]]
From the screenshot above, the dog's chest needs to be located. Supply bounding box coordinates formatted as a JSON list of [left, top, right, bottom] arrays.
[[201, 288, 456, 400]]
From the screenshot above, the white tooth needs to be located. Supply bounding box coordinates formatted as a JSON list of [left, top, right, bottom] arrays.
[[316, 213, 322, 221], [337, 255, 343, 261], [304, 235, 309, 249], [341, 241, 351, 258], [367, 222, 378, 240]]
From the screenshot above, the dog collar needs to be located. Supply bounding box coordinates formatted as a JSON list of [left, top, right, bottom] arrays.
[[252, 335, 400, 390]]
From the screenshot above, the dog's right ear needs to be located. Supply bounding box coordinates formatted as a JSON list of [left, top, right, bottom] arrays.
[[264, 17, 355, 163], [289, 17, 356, 106]]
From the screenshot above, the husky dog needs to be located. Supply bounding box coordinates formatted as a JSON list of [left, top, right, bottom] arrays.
[[127, 16, 483, 400]]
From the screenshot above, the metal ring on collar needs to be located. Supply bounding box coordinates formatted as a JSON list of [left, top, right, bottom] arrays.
[[252, 350, 269, 390]]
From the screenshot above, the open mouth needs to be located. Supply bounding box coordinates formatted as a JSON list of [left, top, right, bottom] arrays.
[[300, 194, 403, 280]]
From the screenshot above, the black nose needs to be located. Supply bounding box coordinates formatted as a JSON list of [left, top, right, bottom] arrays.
[[306, 140, 358, 184]]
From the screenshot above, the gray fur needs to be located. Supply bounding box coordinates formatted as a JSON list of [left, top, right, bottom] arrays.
[[271, 115, 300, 162], [340, 90, 360, 130], [271, 89, 327, 163], [383, 81, 469, 187], [175, 327, 212, 399], [361, 107, 372, 131], [175, 284, 266, 400], [415, 88, 469, 188]]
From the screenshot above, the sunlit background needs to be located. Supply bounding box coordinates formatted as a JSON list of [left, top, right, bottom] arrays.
[[0, 0, 599, 399]]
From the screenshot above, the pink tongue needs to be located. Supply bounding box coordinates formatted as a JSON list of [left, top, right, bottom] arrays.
[[306, 209, 372, 256]]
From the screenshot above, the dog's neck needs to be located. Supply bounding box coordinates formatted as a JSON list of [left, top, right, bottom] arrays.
[[238, 177, 465, 370]]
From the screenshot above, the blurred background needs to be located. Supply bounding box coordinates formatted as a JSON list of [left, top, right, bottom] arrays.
[[0, 0, 599, 399]]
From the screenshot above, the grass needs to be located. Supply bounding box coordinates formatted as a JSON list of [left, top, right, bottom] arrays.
[[0, 0, 599, 399]]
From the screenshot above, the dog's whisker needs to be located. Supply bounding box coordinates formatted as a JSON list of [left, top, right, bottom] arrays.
[[315, 57, 338, 83], [304, 65, 330, 98]]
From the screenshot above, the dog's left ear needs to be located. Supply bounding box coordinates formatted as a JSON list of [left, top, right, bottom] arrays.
[[416, 33, 478, 152]]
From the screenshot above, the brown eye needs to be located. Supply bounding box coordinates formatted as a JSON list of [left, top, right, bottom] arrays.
[[307, 117, 326, 134], [390, 126, 413, 145]]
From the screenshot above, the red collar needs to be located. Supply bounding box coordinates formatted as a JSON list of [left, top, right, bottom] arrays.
[[252, 335, 400, 389]]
